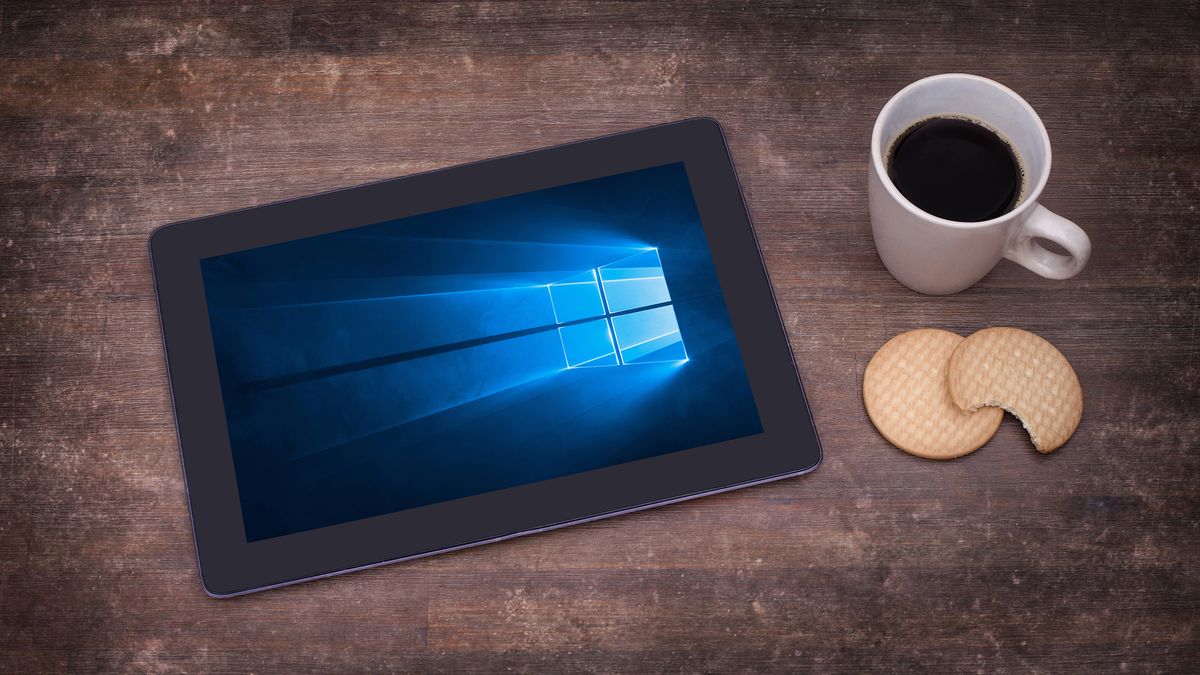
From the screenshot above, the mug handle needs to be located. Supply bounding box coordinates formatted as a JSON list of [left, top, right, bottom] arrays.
[[1003, 204, 1091, 280]]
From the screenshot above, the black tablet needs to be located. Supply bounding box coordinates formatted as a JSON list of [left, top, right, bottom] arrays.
[[150, 118, 821, 597]]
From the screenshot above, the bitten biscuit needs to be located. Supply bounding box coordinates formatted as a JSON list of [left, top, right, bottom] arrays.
[[946, 327, 1082, 453], [863, 328, 1003, 459]]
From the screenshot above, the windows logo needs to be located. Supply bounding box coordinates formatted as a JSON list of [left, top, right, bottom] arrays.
[[547, 249, 688, 368]]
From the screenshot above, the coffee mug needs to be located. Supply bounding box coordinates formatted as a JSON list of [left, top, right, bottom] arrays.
[[868, 73, 1090, 295]]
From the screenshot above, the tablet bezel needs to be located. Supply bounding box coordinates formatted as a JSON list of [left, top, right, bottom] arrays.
[[150, 118, 822, 597]]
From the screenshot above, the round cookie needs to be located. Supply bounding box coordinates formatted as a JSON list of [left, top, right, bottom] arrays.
[[863, 329, 1003, 459], [946, 327, 1082, 453]]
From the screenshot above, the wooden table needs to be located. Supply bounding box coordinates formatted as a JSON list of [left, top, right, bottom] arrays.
[[2, 1, 1197, 671]]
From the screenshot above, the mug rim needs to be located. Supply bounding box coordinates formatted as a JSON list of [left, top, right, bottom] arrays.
[[870, 73, 1052, 229]]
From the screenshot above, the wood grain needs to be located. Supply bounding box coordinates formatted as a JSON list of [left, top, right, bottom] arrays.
[[2, 1, 1198, 672]]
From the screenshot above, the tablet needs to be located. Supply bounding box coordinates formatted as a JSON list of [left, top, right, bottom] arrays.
[[150, 118, 821, 597]]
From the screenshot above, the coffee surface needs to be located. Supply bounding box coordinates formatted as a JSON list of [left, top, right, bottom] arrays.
[[886, 116, 1023, 222]]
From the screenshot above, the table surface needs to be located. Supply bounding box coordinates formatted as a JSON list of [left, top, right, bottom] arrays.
[[2, 1, 1198, 672]]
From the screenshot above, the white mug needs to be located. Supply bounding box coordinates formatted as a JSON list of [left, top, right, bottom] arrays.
[[868, 73, 1091, 295]]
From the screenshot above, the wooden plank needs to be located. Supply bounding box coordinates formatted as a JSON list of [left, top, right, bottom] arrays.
[[1, 0, 1198, 672]]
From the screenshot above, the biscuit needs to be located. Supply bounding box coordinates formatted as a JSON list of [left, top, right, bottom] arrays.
[[946, 327, 1082, 453], [863, 328, 1003, 459]]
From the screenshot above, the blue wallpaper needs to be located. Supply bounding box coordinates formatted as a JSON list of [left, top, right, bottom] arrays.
[[200, 162, 762, 542]]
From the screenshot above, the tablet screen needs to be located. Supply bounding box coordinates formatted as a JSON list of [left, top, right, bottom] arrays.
[[200, 162, 763, 542]]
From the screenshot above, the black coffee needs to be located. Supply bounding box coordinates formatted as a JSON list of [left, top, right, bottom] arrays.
[[886, 116, 1024, 222]]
